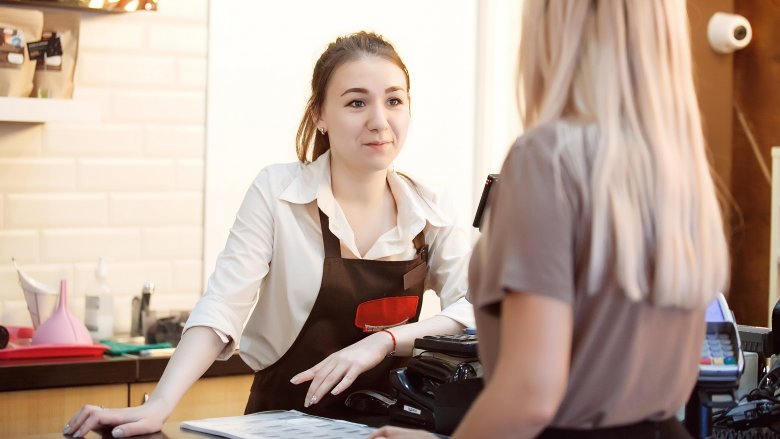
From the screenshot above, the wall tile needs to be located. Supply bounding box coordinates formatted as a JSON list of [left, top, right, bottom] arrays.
[[155, 0, 209, 22], [112, 91, 206, 124], [43, 124, 145, 157], [1, 300, 33, 327], [79, 20, 145, 51], [147, 23, 208, 55], [177, 58, 207, 88], [0, 267, 21, 302], [77, 53, 178, 87], [173, 259, 202, 294], [5, 194, 108, 228], [0, 159, 77, 192], [110, 193, 202, 225], [0, 123, 43, 157], [145, 126, 204, 157], [176, 159, 204, 191], [0, 230, 39, 263], [70, 87, 112, 115], [113, 294, 135, 334], [79, 159, 177, 191], [142, 226, 202, 258], [41, 229, 142, 262], [74, 260, 172, 298], [149, 293, 200, 314]]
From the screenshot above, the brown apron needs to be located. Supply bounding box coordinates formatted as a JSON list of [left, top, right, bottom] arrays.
[[245, 209, 429, 419]]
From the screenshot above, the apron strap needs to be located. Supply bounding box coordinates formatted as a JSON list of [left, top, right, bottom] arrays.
[[318, 209, 342, 258]]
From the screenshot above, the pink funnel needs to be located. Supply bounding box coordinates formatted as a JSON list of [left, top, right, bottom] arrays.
[[31, 280, 92, 346]]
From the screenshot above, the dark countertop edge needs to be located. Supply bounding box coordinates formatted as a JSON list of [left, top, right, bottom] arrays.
[[137, 352, 253, 382], [0, 352, 253, 392]]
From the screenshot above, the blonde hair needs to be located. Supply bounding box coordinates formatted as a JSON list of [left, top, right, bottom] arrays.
[[518, 0, 729, 308]]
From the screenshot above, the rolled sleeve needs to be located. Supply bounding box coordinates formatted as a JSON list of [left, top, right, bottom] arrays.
[[184, 294, 252, 360], [438, 296, 475, 327], [183, 168, 276, 360]]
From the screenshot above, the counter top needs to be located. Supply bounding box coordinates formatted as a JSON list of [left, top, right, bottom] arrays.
[[18, 420, 388, 439], [19, 423, 214, 438], [0, 352, 253, 392]]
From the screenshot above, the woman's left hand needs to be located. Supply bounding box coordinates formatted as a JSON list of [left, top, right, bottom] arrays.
[[290, 331, 393, 407], [367, 426, 439, 439]]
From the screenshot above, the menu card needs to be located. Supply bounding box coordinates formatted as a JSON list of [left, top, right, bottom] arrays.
[[181, 410, 376, 439]]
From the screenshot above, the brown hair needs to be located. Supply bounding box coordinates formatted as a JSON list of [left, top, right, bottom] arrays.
[[295, 31, 410, 163]]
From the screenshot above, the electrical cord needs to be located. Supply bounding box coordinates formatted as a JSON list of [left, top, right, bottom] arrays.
[[713, 362, 780, 431], [734, 101, 770, 186]]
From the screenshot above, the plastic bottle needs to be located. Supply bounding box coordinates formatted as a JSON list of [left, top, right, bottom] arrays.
[[85, 258, 114, 341]]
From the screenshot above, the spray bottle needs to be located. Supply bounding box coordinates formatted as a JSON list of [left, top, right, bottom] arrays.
[[84, 257, 113, 340]]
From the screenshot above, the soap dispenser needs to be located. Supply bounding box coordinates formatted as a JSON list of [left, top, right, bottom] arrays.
[[84, 258, 114, 340]]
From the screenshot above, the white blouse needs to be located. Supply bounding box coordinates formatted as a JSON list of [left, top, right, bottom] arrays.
[[184, 151, 475, 371]]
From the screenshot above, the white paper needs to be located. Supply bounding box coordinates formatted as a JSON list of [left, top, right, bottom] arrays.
[[181, 410, 376, 439]]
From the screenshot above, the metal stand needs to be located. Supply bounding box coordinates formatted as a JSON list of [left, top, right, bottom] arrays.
[[685, 381, 739, 438]]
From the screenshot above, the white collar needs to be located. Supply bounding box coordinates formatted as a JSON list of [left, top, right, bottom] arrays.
[[279, 151, 452, 257]]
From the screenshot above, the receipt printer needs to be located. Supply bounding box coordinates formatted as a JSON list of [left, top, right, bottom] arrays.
[[345, 333, 484, 434], [388, 334, 484, 434]]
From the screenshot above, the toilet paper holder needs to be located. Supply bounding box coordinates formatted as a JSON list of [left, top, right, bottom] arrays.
[[708, 12, 752, 54]]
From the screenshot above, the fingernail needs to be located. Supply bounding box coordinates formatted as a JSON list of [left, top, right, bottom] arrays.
[[290, 375, 298, 384], [303, 400, 310, 408], [74, 430, 81, 438], [309, 395, 318, 406], [331, 387, 339, 395], [112, 427, 125, 438], [63, 424, 71, 434]]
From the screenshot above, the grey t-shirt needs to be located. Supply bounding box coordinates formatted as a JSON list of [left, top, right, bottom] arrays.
[[468, 121, 705, 428]]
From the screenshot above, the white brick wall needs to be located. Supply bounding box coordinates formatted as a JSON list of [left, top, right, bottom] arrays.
[[0, 0, 208, 334]]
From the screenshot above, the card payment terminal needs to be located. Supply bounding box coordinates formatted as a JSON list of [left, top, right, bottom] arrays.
[[699, 293, 744, 383]]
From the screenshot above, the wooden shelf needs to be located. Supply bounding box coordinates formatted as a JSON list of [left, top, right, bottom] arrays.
[[0, 97, 101, 123], [0, 0, 157, 13]]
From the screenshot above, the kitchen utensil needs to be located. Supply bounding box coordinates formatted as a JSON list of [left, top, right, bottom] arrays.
[[13, 258, 58, 328], [31, 279, 92, 345]]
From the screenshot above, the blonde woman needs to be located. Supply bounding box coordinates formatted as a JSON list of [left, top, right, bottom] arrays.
[[371, 0, 729, 438]]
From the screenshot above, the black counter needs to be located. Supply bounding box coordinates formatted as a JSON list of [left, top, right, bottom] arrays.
[[20, 421, 390, 439], [22, 423, 213, 438], [0, 352, 253, 392]]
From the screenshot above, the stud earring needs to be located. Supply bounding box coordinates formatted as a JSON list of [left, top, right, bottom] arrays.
[[319, 127, 326, 135]]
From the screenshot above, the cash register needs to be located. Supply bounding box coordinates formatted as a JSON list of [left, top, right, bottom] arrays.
[[685, 292, 744, 438], [700, 293, 743, 378], [344, 176, 498, 434]]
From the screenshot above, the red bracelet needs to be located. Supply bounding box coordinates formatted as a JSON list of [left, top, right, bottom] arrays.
[[380, 329, 396, 357]]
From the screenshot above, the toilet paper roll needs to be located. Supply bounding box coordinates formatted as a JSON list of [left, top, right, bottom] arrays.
[[707, 12, 752, 54]]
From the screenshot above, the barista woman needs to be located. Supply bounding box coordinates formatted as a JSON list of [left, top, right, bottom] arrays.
[[65, 31, 473, 438], [371, 0, 729, 438]]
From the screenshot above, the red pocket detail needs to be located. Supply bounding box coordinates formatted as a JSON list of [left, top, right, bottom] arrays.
[[355, 296, 420, 332]]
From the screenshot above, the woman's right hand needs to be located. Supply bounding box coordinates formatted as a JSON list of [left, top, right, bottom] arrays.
[[64, 398, 169, 438]]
